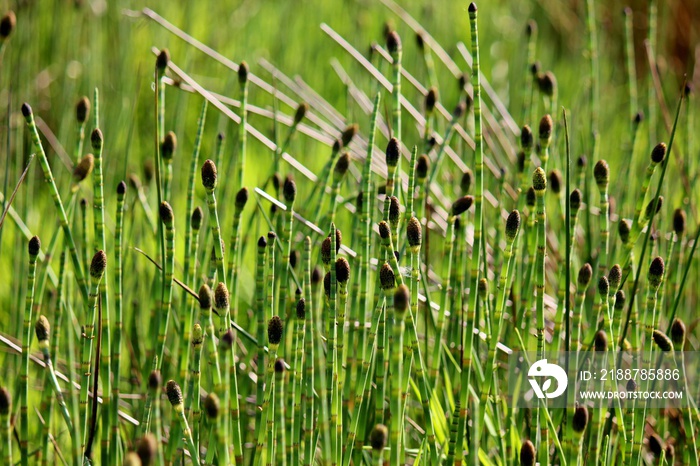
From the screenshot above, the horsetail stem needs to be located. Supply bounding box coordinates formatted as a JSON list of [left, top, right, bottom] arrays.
[[644, 257, 665, 356], [277, 102, 308, 157], [290, 296, 305, 465], [80, 250, 106, 447], [201, 159, 227, 289], [593, 159, 610, 274], [388, 195, 400, 250], [90, 126, 112, 463], [213, 287, 233, 461], [75, 97, 90, 163], [389, 284, 409, 465], [378, 221, 403, 289], [532, 166, 548, 465], [229, 188, 248, 326], [187, 323, 203, 454], [153, 201, 174, 368], [22, 103, 88, 302], [20, 236, 41, 466], [165, 380, 200, 464], [227, 334, 244, 463], [330, 153, 349, 225], [199, 284, 222, 393], [358, 93, 381, 387], [375, 263, 395, 427], [237, 61, 249, 189], [218, 330, 233, 466], [274, 359, 287, 466], [423, 87, 438, 151], [387, 29, 402, 142], [555, 188, 582, 353], [335, 256, 350, 417], [255, 315, 283, 463], [403, 215, 436, 459], [254, 235, 268, 459], [415, 154, 429, 220], [326, 223, 342, 465], [301, 237, 317, 465], [110, 180, 126, 463], [460, 6, 483, 464], [383, 138, 400, 228], [156, 49, 168, 144]]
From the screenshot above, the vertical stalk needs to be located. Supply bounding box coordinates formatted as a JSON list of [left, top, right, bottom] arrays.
[[20, 237, 40, 466], [460, 6, 482, 464]]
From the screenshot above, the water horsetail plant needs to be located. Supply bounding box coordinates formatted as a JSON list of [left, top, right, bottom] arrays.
[[80, 250, 106, 447], [459, 6, 483, 465], [389, 283, 409, 465], [274, 359, 286, 465], [201, 159, 227, 290], [153, 201, 175, 371], [187, 323, 204, 454], [165, 380, 200, 464], [216, 330, 233, 466], [335, 257, 350, 401], [226, 187, 247, 322], [19, 236, 40, 466], [237, 61, 249, 187], [290, 297, 306, 465], [404, 215, 432, 453], [74, 97, 90, 162], [387, 29, 402, 142], [255, 315, 283, 463], [330, 153, 350, 224], [423, 87, 438, 149], [383, 138, 400, 226], [89, 126, 113, 464]]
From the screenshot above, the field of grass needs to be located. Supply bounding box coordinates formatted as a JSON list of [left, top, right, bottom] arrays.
[[0, 0, 698, 465]]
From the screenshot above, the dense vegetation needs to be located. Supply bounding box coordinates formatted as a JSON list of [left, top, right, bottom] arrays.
[[0, 0, 698, 465]]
